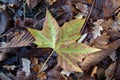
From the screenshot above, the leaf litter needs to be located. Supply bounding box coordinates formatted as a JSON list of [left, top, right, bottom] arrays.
[[0, 0, 120, 80]]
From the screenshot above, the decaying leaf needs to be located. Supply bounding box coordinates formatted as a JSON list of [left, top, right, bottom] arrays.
[[92, 33, 110, 49], [110, 0, 120, 12], [103, 0, 113, 18], [92, 19, 104, 39], [74, 3, 88, 18], [9, 31, 34, 47], [102, 12, 120, 31], [46, 0, 56, 5], [0, 72, 12, 80], [105, 62, 117, 80], [15, 71, 26, 80], [79, 38, 120, 71], [28, 10, 100, 72], [109, 51, 117, 61], [111, 12, 120, 31], [102, 18, 113, 30], [47, 69, 67, 80], [22, 58, 31, 76]]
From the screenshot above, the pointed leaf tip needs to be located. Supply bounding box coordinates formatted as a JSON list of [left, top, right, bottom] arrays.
[[28, 9, 100, 72]]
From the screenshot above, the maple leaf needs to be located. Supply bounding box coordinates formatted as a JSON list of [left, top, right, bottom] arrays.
[[28, 10, 100, 72]]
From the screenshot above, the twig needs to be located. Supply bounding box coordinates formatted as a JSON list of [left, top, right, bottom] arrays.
[[40, 50, 54, 72], [23, 0, 26, 19], [80, 0, 96, 35]]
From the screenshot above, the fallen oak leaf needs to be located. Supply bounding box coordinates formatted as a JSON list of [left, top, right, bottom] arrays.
[[79, 38, 120, 71], [28, 10, 100, 72]]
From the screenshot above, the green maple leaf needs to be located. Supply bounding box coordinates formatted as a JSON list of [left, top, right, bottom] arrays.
[[28, 10, 100, 72]]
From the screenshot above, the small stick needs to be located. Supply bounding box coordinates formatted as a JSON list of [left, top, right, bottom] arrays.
[[40, 50, 54, 72], [80, 0, 96, 35]]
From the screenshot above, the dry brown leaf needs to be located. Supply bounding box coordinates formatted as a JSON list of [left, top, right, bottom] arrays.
[[103, 0, 113, 18], [26, 0, 38, 9], [79, 39, 120, 71], [96, 67, 106, 80], [37, 72, 47, 80], [111, 12, 120, 31], [74, 3, 88, 14], [92, 33, 110, 49], [107, 30, 120, 40], [92, 19, 104, 39], [102, 18, 113, 30], [105, 62, 117, 80], [74, 3, 88, 19], [115, 64, 120, 79], [15, 71, 26, 80], [102, 12, 120, 31], [110, 0, 120, 12], [24, 18, 34, 27], [109, 51, 117, 61], [112, 21, 120, 31], [46, 0, 56, 5], [0, 72, 12, 80], [47, 69, 67, 80]]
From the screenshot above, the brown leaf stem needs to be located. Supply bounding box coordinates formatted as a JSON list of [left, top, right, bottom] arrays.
[[80, 0, 96, 34]]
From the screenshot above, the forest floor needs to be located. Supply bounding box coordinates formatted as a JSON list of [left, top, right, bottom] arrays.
[[0, 0, 120, 80]]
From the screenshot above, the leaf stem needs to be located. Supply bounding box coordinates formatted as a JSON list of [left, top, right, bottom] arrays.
[[80, 0, 96, 34], [40, 50, 54, 72]]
